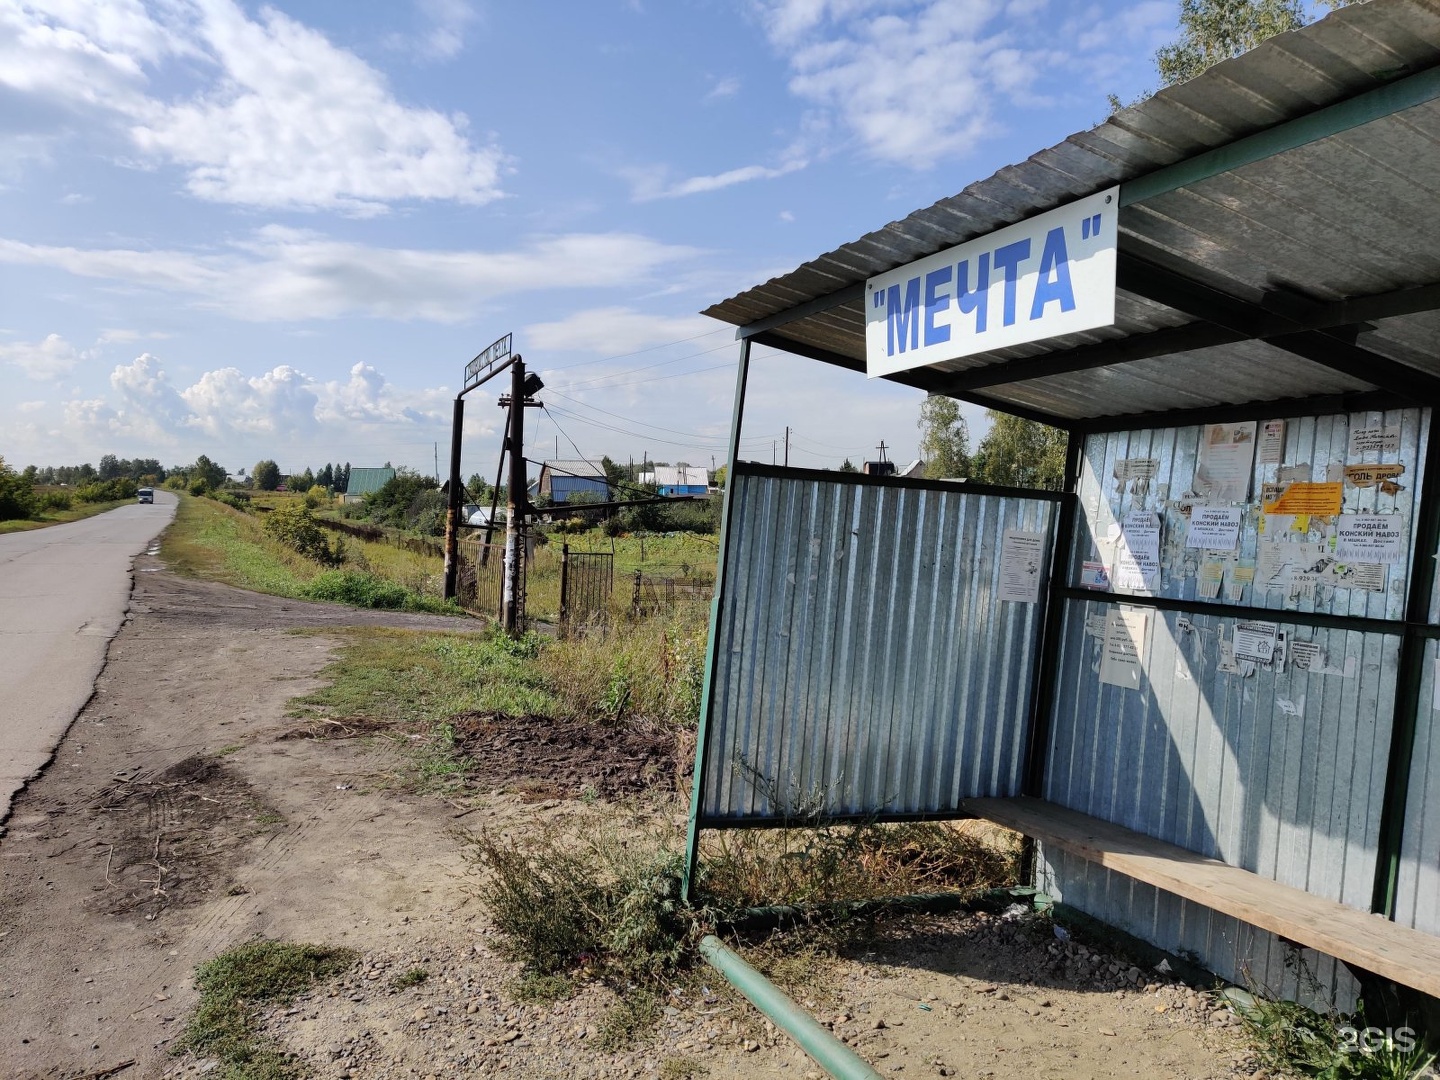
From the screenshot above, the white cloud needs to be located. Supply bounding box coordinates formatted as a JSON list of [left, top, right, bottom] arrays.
[[389, 0, 479, 61], [704, 75, 741, 102], [1, 0, 506, 213], [753, 0, 1068, 167], [0, 332, 92, 379], [56, 352, 461, 455], [0, 227, 703, 322], [627, 157, 808, 201], [527, 307, 715, 354], [18, 399, 46, 412]]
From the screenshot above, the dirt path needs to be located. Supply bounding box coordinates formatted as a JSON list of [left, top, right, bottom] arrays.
[[0, 563, 1256, 1080]]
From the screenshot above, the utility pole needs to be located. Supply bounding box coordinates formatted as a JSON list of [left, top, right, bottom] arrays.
[[772, 441, 776, 465], [784, 426, 790, 467], [434, 442, 440, 484], [502, 358, 528, 634], [876, 440, 889, 462]]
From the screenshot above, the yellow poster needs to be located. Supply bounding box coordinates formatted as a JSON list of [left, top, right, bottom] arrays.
[[1262, 482, 1342, 515]]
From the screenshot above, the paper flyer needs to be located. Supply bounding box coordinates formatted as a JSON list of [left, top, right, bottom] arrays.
[[1348, 426, 1400, 456], [1262, 482, 1343, 516], [1113, 510, 1160, 593], [1232, 620, 1279, 664], [1100, 608, 1147, 690], [1335, 514, 1406, 565], [1185, 507, 1242, 551], [1259, 420, 1286, 465], [998, 530, 1045, 603], [1196, 422, 1256, 504]]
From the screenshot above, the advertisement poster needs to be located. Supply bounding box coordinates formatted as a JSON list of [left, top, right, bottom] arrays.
[[1335, 514, 1406, 565], [1348, 426, 1401, 456], [1186, 507, 1243, 551], [1233, 620, 1280, 664], [1259, 420, 1286, 465], [1196, 422, 1256, 504], [1113, 510, 1160, 592], [1262, 482, 1343, 516]]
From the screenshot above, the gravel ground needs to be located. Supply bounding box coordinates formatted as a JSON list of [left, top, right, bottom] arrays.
[[162, 906, 1260, 1080]]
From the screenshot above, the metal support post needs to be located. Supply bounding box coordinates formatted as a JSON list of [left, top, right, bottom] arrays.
[[442, 396, 466, 600], [502, 358, 528, 635], [683, 338, 752, 903]]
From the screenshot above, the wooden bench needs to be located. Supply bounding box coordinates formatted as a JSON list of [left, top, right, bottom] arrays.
[[964, 796, 1440, 1000]]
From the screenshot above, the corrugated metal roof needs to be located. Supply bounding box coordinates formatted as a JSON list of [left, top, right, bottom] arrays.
[[702, 0, 1440, 424], [540, 458, 605, 479], [344, 467, 395, 496]]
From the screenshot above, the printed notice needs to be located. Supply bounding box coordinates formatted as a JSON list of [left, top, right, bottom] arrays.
[[1113, 458, 1159, 483], [1348, 426, 1400, 456], [1186, 507, 1243, 551], [1328, 562, 1386, 592], [1196, 422, 1257, 504], [1343, 463, 1406, 491], [1335, 514, 1406, 565], [999, 530, 1045, 603], [1259, 420, 1286, 465], [1291, 640, 1324, 671], [1233, 620, 1280, 664], [1262, 482, 1343, 516], [1100, 608, 1148, 690], [1080, 560, 1111, 590], [1114, 510, 1161, 592]]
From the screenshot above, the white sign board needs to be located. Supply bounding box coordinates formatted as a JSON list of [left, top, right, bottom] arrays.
[[998, 529, 1045, 604], [864, 187, 1119, 378]]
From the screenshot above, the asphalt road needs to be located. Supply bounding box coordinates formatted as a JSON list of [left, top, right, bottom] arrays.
[[0, 492, 177, 831]]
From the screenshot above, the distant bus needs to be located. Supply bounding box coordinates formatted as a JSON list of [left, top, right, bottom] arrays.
[[137, 488, 153, 504]]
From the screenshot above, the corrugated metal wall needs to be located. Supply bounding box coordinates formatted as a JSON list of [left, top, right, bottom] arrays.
[[699, 466, 1057, 822], [1043, 408, 1432, 1009], [1396, 629, 1440, 938]]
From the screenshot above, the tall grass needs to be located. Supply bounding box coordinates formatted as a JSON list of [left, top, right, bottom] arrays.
[[539, 604, 708, 726], [160, 494, 459, 613]]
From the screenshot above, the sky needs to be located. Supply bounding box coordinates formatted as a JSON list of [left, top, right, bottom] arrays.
[[0, 0, 1189, 481]]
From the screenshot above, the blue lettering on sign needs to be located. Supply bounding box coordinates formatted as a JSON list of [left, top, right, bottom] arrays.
[[879, 211, 1098, 356], [923, 266, 952, 346], [1030, 226, 1075, 320], [957, 253, 989, 334], [991, 239, 1031, 327], [886, 277, 922, 355]]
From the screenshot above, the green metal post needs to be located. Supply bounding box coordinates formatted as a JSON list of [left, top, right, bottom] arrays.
[[682, 338, 751, 903], [699, 935, 883, 1080]]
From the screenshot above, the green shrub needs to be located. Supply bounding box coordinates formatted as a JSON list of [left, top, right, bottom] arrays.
[[75, 477, 138, 503], [36, 490, 71, 512], [304, 569, 408, 608], [213, 492, 250, 513], [0, 457, 37, 521], [188, 478, 209, 497], [263, 503, 338, 564], [303, 484, 328, 509]]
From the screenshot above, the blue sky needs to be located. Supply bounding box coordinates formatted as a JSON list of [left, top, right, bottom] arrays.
[[0, 0, 1184, 479]]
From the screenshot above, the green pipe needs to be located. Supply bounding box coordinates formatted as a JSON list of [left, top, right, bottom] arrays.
[[698, 935, 883, 1080]]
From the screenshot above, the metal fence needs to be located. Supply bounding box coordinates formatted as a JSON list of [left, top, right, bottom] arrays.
[[457, 535, 525, 628], [559, 545, 613, 636], [630, 571, 713, 617], [696, 463, 1060, 824]]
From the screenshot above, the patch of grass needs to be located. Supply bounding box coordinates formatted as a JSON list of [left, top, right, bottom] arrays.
[[290, 626, 558, 726], [174, 940, 356, 1079], [658, 1057, 710, 1080], [597, 989, 662, 1051], [0, 498, 131, 533], [1232, 990, 1436, 1080], [390, 967, 429, 989], [159, 495, 460, 614], [540, 606, 708, 726], [699, 819, 1020, 909], [460, 817, 692, 990], [511, 972, 575, 1004]]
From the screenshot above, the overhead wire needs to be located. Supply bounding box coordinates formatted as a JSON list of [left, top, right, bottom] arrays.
[[536, 325, 730, 373]]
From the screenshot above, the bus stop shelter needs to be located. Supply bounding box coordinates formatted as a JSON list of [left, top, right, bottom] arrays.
[[688, 0, 1440, 1009]]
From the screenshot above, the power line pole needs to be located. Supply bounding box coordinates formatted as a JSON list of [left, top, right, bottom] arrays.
[[876, 440, 889, 462], [784, 426, 790, 467], [502, 357, 529, 635]]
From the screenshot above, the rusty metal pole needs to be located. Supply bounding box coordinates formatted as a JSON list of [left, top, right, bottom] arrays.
[[559, 542, 570, 637], [442, 395, 465, 600], [502, 358, 527, 634]]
